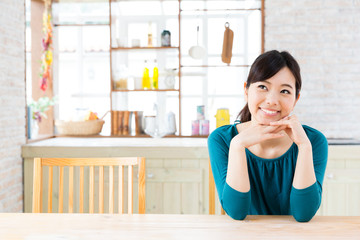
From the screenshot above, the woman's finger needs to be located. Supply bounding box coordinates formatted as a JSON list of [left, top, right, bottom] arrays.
[[263, 125, 286, 134], [271, 125, 287, 133], [263, 132, 285, 140], [270, 119, 292, 126]]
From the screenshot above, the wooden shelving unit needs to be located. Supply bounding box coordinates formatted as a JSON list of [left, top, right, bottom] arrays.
[[108, 0, 264, 138], [108, 0, 183, 137]]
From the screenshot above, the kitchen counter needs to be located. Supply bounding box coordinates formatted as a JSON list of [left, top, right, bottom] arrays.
[[22, 137, 209, 159], [21, 137, 360, 215], [22, 137, 360, 160], [327, 138, 360, 145]]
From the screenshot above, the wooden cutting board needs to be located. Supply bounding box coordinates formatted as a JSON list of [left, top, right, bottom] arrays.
[[222, 23, 234, 65]]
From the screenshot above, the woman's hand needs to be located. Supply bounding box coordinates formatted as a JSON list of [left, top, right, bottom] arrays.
[[269, 115, 310, 147], [232, 122, 286, 148]]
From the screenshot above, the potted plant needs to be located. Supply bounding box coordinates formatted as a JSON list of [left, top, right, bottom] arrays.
[[28, 96, 56, 138]]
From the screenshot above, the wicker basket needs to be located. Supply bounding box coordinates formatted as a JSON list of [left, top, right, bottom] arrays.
[[55, 120, 105, 136]]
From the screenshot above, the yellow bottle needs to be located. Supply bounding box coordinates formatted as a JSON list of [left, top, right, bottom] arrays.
[[142, 60, 150, 89], [152, 60, 158, 89], [215, 108, 230, 128]]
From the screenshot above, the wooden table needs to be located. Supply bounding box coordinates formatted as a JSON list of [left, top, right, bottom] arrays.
[[0, 214, 359, 239]]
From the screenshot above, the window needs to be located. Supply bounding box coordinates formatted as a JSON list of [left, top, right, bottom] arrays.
[[44, 0, 262, 136], [52, 1, 111, 134]]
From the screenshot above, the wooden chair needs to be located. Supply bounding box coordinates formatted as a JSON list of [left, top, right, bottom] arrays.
[[209, 160, 225, 215], [32, 157, 145, 214]]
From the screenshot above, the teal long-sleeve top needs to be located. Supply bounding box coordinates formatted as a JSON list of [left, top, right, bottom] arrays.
[[208, 123, 328, 222]]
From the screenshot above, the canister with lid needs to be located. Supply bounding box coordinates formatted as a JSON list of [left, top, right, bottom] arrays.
[[215, 108, 230, 128]]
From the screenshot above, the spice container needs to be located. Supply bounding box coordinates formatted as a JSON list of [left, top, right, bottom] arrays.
[[161, 30, 171, 47], [114, 65, 128, 90]]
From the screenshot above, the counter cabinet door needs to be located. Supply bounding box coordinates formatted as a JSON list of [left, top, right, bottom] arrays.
[[144, 158, 209, 214], [319, 158, 360, 216]]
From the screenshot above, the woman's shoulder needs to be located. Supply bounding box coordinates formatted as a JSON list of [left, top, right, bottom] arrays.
[[302, 125, 328, 146], [208, 124, 238, 144]]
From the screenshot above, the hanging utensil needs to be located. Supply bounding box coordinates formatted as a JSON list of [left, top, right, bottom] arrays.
[[221, 22, 234, 65], [189, 26, 206, 59]]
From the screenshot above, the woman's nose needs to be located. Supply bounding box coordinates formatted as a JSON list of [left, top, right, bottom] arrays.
[[265, 92, 279, 105]]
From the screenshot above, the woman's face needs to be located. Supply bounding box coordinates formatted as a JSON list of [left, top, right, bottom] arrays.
[[245, 67, 298, 125]]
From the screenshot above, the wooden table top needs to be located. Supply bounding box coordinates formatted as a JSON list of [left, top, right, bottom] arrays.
[[0, 214, 359, 239]]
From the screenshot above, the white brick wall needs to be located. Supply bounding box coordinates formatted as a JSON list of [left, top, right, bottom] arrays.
[[0, 0, 25, 212], [265, 0, 360, 139]]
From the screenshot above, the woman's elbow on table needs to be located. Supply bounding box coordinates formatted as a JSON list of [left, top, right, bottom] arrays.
[[221, 183, 251, 220], [222, 198, 250, 220], [226, 210, 248, 221], [292, 212, 315, 223]]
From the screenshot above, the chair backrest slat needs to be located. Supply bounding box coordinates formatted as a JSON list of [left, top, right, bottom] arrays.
[[58, 166, 64, 213], [128, 165, 133, 214], [118, 166, 124, 214], [32, 157, 145, 214], [32, 158, 42, 213], [89, 166, 95, 213], [109, 166, 114, 214], [138, 157, 146, 214], [79, 166, 84, 213], [47, 166, 53, 213], [68, 166, 74, 213], [99, 166, 104, 214]]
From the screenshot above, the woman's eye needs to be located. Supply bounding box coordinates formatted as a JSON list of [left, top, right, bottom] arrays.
[[258, 85, 267, 90], [281, 89, 291, 94]]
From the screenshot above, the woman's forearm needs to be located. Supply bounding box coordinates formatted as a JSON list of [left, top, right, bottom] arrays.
[[223, 140, 251, 220], [226, 141, 250, 192], [292, 142, 316, 189]]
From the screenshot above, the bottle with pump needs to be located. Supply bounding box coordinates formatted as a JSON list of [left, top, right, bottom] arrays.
[[142, 60, 150, 89], [152, 60, 159, 89]]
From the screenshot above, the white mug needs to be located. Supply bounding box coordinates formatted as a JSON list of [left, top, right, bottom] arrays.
[[131, 39, 140, 47]]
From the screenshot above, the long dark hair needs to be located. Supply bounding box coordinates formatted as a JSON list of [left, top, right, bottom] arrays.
[[238, 50, 302, 122]]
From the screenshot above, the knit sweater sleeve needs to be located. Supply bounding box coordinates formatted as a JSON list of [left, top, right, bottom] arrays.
[[290, 129, 328, 222], [208, 128, 251, 220]]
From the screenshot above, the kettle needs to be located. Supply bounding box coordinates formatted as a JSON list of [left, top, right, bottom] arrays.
[[215, 108, 230, 128]]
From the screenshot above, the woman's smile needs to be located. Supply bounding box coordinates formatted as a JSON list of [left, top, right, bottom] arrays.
[[259, 107, 280, 116]]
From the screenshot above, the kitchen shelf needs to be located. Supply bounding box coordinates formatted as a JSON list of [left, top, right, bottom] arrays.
[[54, 23, 109, 27], [181, 64, 251, 68], [112, 89, 179, 92], [55, 134, 208, 138], [111, 46, 179, 50], [180, 8, 261, 12]]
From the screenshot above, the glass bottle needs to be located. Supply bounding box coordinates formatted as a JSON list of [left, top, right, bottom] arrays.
[[142, 60, 150, 89], [161, 30, 171, 47], [152, 60, 159, 89], [148, 22, 153, 47]]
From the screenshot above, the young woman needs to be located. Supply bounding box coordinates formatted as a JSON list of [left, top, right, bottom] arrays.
[[208, 50, 328, 222]]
